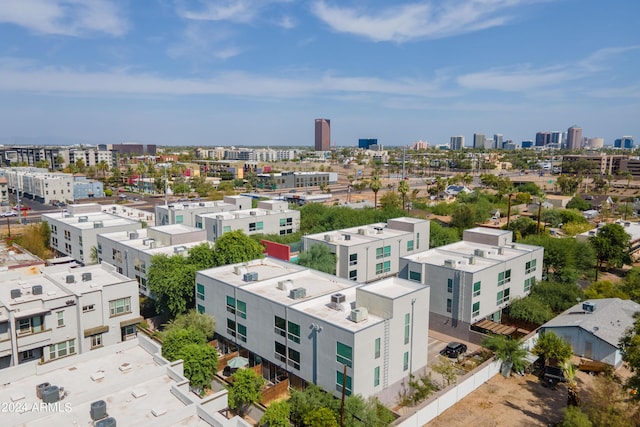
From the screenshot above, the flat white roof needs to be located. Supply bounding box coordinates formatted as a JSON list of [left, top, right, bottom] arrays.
[[0, 275, 68, 309], [198, 208, 295, 220], [360, 276, 427, 299], [43, 263, 133, 294], [43, 211, 139, 229], [465, 226, 512, 237], [198, 258, 305, 288], [161, 200, 235, 211], [0, 342, 207, 427], [305, 222, 410, 247]]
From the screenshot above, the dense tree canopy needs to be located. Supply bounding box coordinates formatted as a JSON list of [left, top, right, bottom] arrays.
[[590, 223, 631, 273], [163, 309, 216, 340], [297, 244, 337, 274], [429, 222, 460, 248], [181, 343, 218, 390], [228, 368, 265, 417], [507, 296, 554, 325], [161, 327, 207, 361], [533, 331, 573, 364], [213, 230, 264, 265], [619, 313, 640, 397], [148, 254, 197, 317], [260, 400, 291, 427]]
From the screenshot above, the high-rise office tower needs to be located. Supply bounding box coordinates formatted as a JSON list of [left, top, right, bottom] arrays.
[[493, 134, 503, 149], [614, 136, 634, 149], [450, 136, 464, 150], [550, 131, 562, 146], [567, 126, 583, 151], [535, 132, 551, 147], [315, 118, 331, 151], [473, 133, 486, 149]]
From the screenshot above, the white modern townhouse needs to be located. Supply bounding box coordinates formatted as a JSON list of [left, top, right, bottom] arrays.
[[155, 195, 252, 227], [196, 258, 429, 400]]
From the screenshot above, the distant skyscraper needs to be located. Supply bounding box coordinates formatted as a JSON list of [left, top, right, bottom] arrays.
[[567, 126, 583, 151], [521, 140, 534, 148], [535, 132, 551, 147], [493, 134, 503, 149], [473, 133, 486, 149], [450, 136, 464, 150], [588, 138, 604, 149], [550, 131, 562, 146], [614, 136, 634, 149], [315, 118, 331, 151], [358, 138, 378, 149]]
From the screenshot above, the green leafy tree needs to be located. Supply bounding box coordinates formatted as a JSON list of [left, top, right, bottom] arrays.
[[559, 406, 593, 427], [431, 357, 458, 386], [379, 191, 401, 210], [260, 400, 291, 427], [507, 216, 539, 240], [302, 407, 338, 427], [187, 242, 216, 270], [429, 222, 460, 248], [532, 331, 573, 365], [370, 176, 382, 209], [164, 309, 216, 340], [228, 368, 265, 417], [482, 335, 529, 375], [517, 182, 543, 197], [182, 343, 218, 390], [621, 268, 640, 303], [556, 175, 580, 195], [619, 313, 640, 398], [566, 196, 591, 211], [507, 296, 554, 325], [531, 281, 584, 313], [289, 384, 338, 426], [161, 327, 206, 361], [148, 254, 197, 318], [584, 280, 629, 299], [450, 204, 477, 235], [213, 230, 264, 266], [297, 244, 336, 274], [590, 223, 632, 276]]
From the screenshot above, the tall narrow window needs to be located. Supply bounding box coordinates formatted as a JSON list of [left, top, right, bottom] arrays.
[[336, 342, 353, 367], [374, 338, 381, 359], [404, 313, 410, 344]]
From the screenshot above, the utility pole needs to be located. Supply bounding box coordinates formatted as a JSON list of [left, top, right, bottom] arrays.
[[340, 364, 347, 427], [506, 194, 513, 229], [164, 165, 168, 206], [536, 201, 543, 235]]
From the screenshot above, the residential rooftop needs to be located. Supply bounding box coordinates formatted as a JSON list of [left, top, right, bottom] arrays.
[[305, 222, 412, 247], [42, 211, 140, 229]]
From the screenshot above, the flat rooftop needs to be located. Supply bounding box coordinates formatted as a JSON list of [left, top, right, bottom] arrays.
[[44, 263, 132, 295], [0, 342, 208, 427], [198, 257, 305, 288], [42, 211, 140, 229], [160, 200, 235, 211], [305, 222, 410, 247], [360, 276, 427, 300], [0, 273, 69, 313], [404, 241, 539, 272], [465, 226, 512, 237], [198, 208, 295, 220]]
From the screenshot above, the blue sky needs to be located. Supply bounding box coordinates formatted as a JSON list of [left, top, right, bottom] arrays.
[[0, 0, 638, 147]]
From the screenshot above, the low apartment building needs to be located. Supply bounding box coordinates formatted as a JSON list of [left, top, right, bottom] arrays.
[[197, 200, 300, 241], [0, 262, 140, 369], [97, 225, 207, 296], [196, 258, 429, 400], [302, 217, 430, 283], [155, 195, 252, 227], [43, 204, 141, 265], [400, 227, 543, 343]]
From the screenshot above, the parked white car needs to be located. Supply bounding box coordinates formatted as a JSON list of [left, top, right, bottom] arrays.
[[1, 211, 17, 217]]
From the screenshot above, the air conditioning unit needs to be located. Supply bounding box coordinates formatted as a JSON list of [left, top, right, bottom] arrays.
[[173, 246, 187, 253], [78, 216, 88, 223], [243, 272, 258, 282], [250, 211, 257, 216], [129, 232, 139, 240], [10, 288, 22, 299], [93, 221, 103, 228], [90, 400, 107, 421], [350, 307, 369, 323], [199, 202, 205, 207], [32, 285, 43, 295], [234, 266, 248, 276], [66, 274, 75, 284], [289, 287, 306, 299], [444, 259, 455, 268], [82, 272, 92, 282], [95, 417, 117, 427], [331, 293, 346, 304], [343, 234, 351, 241], [582, 302, 596, 313], [357, 228, 368, 235], [324, 234, 335, 242], [277, 279, 293, 290], [474, 249, 487, 257]]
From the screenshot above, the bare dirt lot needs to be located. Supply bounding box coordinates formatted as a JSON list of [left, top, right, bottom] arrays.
[[427, 369, 600, 427]]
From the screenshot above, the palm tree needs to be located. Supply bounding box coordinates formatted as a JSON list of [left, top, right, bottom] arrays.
[[564, 362, 580, 406], [96, 160, 109, 180], [370, 176, 381, 209], [482, 335, 529, 376], [398, 179, 409, 211]]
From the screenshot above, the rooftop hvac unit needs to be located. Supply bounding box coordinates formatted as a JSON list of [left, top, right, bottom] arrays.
[[82, 272, 92, 282], [129, 232, 139, 240], [250, 211, 257, 216], [234, 265, 248, 276], [277, 279, 293, 291], [36, 382, 51, 399], [199, 202, 205, 207], [331, 293, 346, 304], [173, 246, 187, 253], [94, 221, 103, 228], [149, 241, 156, 249], [95, 417, 117, 427], [90, 400, 107, 421], [357, 228, 368, 235], [343, 234, 351, 241], [243, 272, 259, 282], [350, 307, 369, 323], [41, 385, 60, 403], [474, 249, 487, 257], [66, 274, 75, 284], [497, 247, 504, 255], [467, 256, 476, 265], [324, 234, 335, 242], [374, 227, 384, 234], [289, 287, 306, 299], [216, 215, 224, 220], [444, 259, 456, 268], [582, 301, 596, 313], [10, 288, 22, 299], [142, 238, 154, 246], [32, 285, 43, 295], [78, 216, 88, 223]]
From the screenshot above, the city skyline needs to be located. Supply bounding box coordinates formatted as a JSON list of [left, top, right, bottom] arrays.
[[0, 1, 638, 147]]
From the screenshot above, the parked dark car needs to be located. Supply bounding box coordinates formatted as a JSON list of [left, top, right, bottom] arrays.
[[443, 342, 468, 358]]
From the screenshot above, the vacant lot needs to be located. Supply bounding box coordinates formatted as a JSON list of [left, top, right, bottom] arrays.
[[427, 370, 600, 427]]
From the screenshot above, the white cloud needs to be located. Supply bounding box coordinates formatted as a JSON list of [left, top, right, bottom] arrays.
[[311, 0, 538, 43], [0, 62, 448, 100], [0, 0, 127, 37], [176, 0, 293, 24], [277, 15, 296, 29]]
